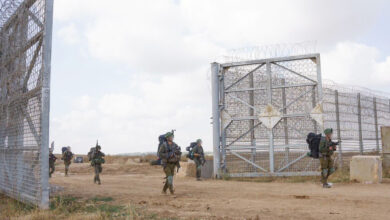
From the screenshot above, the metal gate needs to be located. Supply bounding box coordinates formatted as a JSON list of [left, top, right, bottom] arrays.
[[212, 54, 323, 177], [0, 0, 53, 208]]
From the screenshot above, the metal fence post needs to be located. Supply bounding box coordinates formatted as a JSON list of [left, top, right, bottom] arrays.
[[281, 79, 289, 163], [315, 54, 324, 133], [266, 61, 274, 173], [312, 86, 318, 133], [249, 68, 256, 170], [357, 93, 363, 154], [220, 75, 227, 171], [373, 97, 379, 152], [335, 90, 343, 169], [211, 62, 221, 178], [39, 0, 54, 209], [315, 55, 323, 102]]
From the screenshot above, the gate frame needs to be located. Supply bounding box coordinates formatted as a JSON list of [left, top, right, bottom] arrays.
[[211, 54, 323, 178], [0, 0, 53, 209]]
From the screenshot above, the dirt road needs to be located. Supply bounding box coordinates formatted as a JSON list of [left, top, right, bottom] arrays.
[[51, 162, 390, 219]]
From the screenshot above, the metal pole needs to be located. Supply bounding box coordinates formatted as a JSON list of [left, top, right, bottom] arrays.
[[211, 62, 221, 178], [373, 97, 379, 152], [357, 93, 363, 155], [312, 86, 317, 133], [315, 55, 323, 102], [249, 69, 256, 170], [281, 79, 289, 163], [220, 75, 227, 171], [266, 62, 274, 173], [315, 55, 324, 132], [335, 90, 343, 169], [40, 0, 54, 209]]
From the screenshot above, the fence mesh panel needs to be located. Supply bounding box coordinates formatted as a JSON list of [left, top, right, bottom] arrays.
[[0, 0, 52, 208], [215, 54, 390, 177]]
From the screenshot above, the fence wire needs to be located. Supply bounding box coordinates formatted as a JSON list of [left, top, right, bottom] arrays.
[[0, 0, 52, 208]]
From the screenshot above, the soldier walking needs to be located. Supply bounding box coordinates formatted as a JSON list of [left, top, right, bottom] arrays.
[[319, 128, 337, 188], [192, 139, 205, 181], [158, 132, 181, 194], [91, 143, 105, 185], [62, 146, 74, 176], [49, 149, 57, 178]]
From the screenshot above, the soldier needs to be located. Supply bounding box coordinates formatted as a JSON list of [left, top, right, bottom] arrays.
[[192, 139, 205, 181], [319, 128, 337, 188], [91, 143, 105, 185], [49, 149, 57, 178], [62, 146, 74, 176], [158, 132, 181, 194]]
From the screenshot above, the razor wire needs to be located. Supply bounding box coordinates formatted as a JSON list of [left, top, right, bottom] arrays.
[[220, 41, 317, 63], [0, 0, 52, 208]]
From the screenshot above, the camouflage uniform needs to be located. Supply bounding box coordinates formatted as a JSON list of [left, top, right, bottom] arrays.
[[158, 134, 181, 194], [49, 152, 57, 178], [91, 147, 105, 185], [62, 150, 73, 176], [319, 129, 336, 186], [192, 140, 205, 180]]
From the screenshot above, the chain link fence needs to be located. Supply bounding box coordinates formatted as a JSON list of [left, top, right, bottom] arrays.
[[323, 84, 390, 168], [0, 0, 53, 208]]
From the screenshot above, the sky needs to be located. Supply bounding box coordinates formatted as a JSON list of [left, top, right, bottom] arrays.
[[50, 0, 390, 154]]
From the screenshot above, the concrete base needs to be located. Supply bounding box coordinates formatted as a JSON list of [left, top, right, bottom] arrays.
[[381, 126, 390, 175], [185, 160, 213, 179], [383, 154, 390, 176], [350, 156, 382, 184]]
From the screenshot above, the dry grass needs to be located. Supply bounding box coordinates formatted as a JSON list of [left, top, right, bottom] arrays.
[[0, 194, 174, 220]]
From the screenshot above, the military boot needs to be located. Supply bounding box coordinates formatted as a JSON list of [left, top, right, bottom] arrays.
[[169, 186, 175, 195], [162, 182, 168, 194], [323, 183, 332, 188]]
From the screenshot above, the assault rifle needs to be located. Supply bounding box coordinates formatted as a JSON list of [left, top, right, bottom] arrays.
[[329, 141, 341, 151]]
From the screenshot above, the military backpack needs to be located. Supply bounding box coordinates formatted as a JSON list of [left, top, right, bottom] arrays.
[[88, 147, 96, 161], [186, 142, 197, 160], [306, 133, 321, 158]]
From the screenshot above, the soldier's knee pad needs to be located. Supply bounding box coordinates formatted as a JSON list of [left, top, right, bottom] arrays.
[[321, 169, 328, 176], [167, 176, 173, 185], [329, 168, 335, 174]]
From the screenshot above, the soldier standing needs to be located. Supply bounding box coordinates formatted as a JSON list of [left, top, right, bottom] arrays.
[[158, 132, 181, 194], [91, 144, 105, 185], [49, 149, 57, 178], [319, 128, 337, 188], [192, 139, 205, 181], [62, 146, 74, 176]]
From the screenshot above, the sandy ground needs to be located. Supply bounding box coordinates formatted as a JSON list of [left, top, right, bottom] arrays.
[[50, 162, 390, 220]]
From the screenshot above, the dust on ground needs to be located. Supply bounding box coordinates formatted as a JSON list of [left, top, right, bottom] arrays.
[[49, 161, 390, 220]]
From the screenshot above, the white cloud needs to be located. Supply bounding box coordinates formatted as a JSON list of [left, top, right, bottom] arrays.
[[51, 70, 212, 154], [50, 0, 390, 154], [54, 0, 385, 73], [57, 23, 80, 45], [322, 42, 390, 92]]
